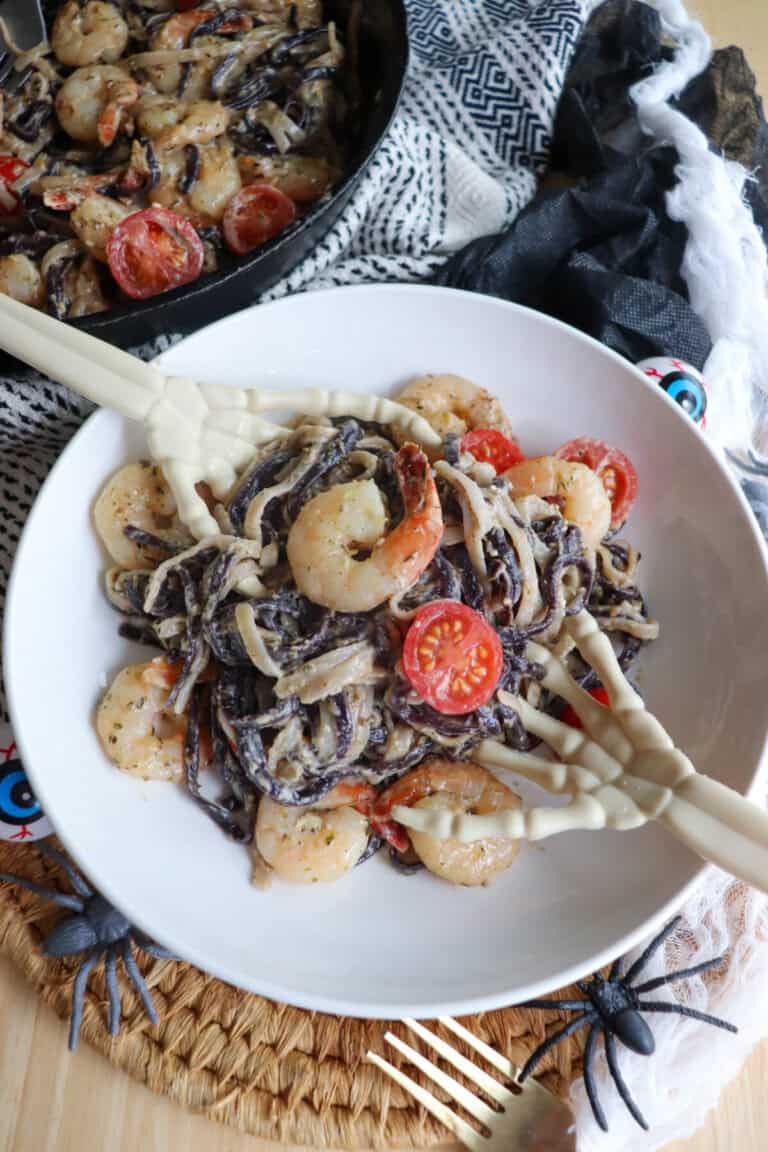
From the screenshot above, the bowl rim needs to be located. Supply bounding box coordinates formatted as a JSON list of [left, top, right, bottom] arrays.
[[6, 283, 768, 1017]]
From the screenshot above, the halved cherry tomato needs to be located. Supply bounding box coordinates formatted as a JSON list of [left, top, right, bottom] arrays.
[[460, 428, 524, 473], [555, 437, 638, 529], [554, 437, 605, 471], [222, 184, 296, 255], [0, 156, 28, 215], [107, 207, 204, 300], [402, 601, 503, 715], [560, 685, 609, 729]]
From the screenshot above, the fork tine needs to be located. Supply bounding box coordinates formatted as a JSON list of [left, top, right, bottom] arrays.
[[440, 1016, 520, 1081], [0, 55, 12, 88], [367, 1050, 485, 1151], [383, 1030, 497, 1128], [403, 1018, 514, 1105]]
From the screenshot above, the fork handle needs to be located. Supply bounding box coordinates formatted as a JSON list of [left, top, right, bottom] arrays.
[[0, 293, 166, 420], [658, 773, 768, 893]]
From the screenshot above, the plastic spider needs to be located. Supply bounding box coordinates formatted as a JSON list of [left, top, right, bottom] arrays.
[[0, 843, 175, 1049], [519, 916, 738, 1132]]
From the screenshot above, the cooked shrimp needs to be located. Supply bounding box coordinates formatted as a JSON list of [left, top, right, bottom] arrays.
[[55, 66, 139, 146], [396, 374, 515, 441], [286, 443, 443, 612], [145, 137, 241, 222], [155, 101, 231, 150], [135, 94, 182, 140], [154, 8, 251, 47], [503, 457, 611, 548], [146, 10, 205, 94], [52, 1, 129, 67], [70, 195, 131, 262], [137, 96, 231, 149], [38, 168, 136, 212], [186, 138, 242, 220], [96, 660, 186, 781], [147, 9, 251, 95], [93, 461, 190, 568], [237, 154, 336, 203], [375, 759, 522, 886], [97, 76, 139, 146], [0, 255, 44, 309], [255, 780, 374, 884]]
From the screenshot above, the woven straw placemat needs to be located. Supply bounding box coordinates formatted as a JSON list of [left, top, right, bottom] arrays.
[[0, 839, 579, 1148]]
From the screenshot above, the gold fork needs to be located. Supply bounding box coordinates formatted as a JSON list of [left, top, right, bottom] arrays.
[[367, 1016, 576, 1151]]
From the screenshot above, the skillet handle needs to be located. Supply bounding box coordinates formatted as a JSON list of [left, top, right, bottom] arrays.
[[0, 293, 166, 420], [658, 772, 768, 894]]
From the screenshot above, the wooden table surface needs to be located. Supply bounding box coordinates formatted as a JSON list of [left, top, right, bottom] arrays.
[[4, 1, 767, 1150]]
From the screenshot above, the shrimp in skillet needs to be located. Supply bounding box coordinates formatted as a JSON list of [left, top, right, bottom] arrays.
[[52, 1, 130, 67], [55, 65, 139, 146]]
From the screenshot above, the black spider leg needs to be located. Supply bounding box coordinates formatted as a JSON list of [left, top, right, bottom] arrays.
[[518, 1013, 597, 1081], [607, 955, 623, 981], [634, 955, 727, 995], [582, 1024, 608, 1132], [637, 1001, 738, 1033], [120, 937, 159, 1026], [104, 945, 121, 1037], [37, 844, 93, 900], [604, 1031, 648, 1130], [522, 998, 591, 1011], [0, 873, 84, 913], [69, 946, 106, 1050], [622, 916, 683, 985], [131, 930, 177, 961]]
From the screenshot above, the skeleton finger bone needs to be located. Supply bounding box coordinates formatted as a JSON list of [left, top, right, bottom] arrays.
[[560, 612, 673, 752], [474, 738, 601, 794], [393, 792, 614, 843], [496, 691, 626, 783], [396, 609, 768, 894]]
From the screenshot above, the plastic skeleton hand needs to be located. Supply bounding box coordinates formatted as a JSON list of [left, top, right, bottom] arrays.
[[394, 611, 768, 894], [126, 377, 439, 540], [0, 293, 441, 539]]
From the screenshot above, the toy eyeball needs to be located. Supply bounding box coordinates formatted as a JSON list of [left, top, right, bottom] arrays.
[[635, 357, 707, 428], [0, 732, 52, 842]]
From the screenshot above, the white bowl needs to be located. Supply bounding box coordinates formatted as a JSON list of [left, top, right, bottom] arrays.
[[6, 285, 768, 1018]]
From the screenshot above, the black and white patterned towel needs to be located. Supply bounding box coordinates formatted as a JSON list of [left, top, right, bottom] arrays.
[[0, 0, 587, 718]]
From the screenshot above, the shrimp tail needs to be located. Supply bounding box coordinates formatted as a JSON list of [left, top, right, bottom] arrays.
[[97, 78, 139, 147], [97, 105, 121, 147], [396, 442, 432, 514]]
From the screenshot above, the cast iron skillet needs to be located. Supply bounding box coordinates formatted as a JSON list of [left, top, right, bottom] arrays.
[[42, 0, 409, 351]]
